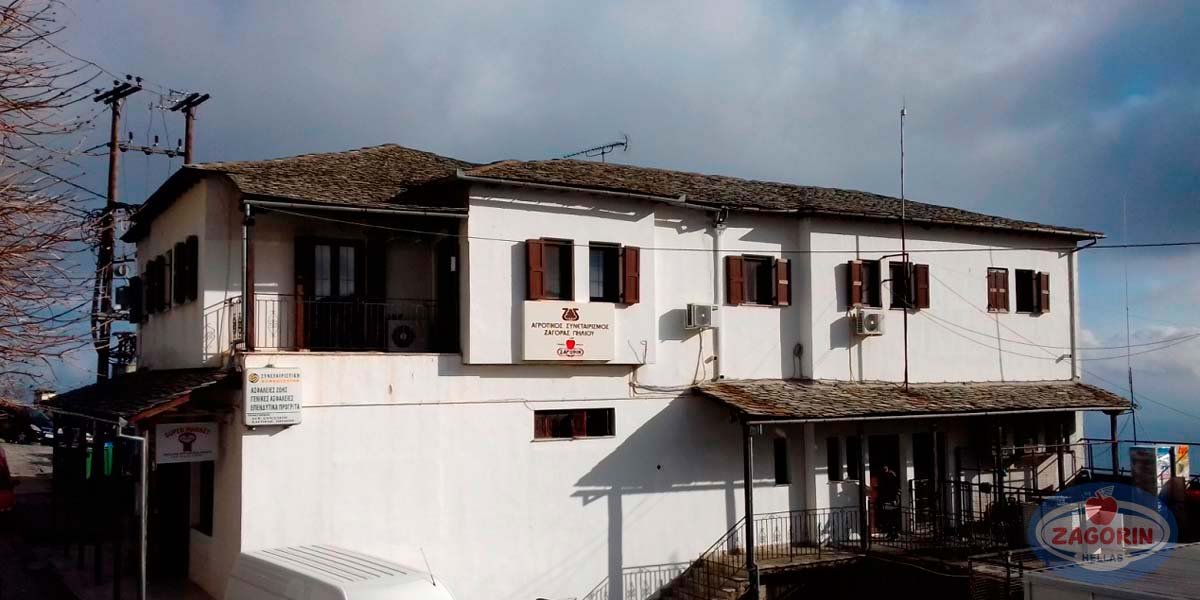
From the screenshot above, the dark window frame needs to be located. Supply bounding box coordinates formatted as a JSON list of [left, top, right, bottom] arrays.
[[309, 238, 365, 300], [1015, 269, 1043, 313], [727, 255, 790, 307], [541, 238, 574, 301], [533, 408, 615, 440], [849, 259, 883, 308], [774, 437, 791, 484], [743, 255, 776, 305], [846, 435, 862, 481], [826, 436, 843, 482], [588, 242, 622, 303]]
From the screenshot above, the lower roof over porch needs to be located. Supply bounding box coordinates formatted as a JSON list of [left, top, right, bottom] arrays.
[[694, 379, 1130, 422]]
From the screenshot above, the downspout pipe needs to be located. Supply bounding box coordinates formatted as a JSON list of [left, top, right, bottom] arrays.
[[711, 208, 728, 381], [742, 421, 759, 598]]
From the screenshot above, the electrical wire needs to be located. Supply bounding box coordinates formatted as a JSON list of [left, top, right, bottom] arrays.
[[257, 206, 1200, 256], [918, 310, 1200, 351]]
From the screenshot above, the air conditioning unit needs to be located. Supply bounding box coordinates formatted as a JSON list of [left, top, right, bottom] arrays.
[[685, 303, 719, 330], [387, 319, 430, 352], [852, 307, 885, 336]]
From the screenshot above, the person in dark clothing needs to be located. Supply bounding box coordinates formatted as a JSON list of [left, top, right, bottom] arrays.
[[876, 465, 901, 540]]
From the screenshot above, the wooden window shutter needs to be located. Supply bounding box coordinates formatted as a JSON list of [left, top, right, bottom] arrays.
[[526, 239, 545, 300], [1038, 272, 1050, 313], [725, 255, 745, 305], [143, 262, 156, 315], [128, 276, 143, 323], [848, 260, 864, 306], [774, 258, 791, 306], [621, 246, 640, 304], [174, 241, 188, 305], [998, 271, 1009, 311], [571, 410, 587, 438], [986, 270, 998, 311], [185, 235, 199, 301], [534, 413, 550, 439], [914, 264, 930, 309]]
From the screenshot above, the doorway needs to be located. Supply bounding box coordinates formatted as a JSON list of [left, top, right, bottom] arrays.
[[150, 463, 191, 577], [868, 434, 900, 534]]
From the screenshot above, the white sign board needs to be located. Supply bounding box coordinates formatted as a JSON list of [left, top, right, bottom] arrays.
[[244, 367, 303, 426], [155, 422, 219, 464], [523, 301, 615, 361]]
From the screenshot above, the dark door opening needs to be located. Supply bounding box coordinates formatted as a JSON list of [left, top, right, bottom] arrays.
[[868, 434, 901, 534], [149, 463, 191, 578]]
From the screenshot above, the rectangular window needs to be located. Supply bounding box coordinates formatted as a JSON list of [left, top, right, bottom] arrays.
[[338, 246, 356, 296], [774, 438, 791, 484], [848, 260, 882, 308], [743, 256, 775, 305], [987, 268, 1009, 312], [846, 436, 862, 481], [1015, 269, 1048, 313], [889, 262, 930, 309], [314, 244, 332, 298], [827, 436, 843, 482], [542, 239, 573, 300], [533, 408, 615, 439], [589, 243, 621, 302]]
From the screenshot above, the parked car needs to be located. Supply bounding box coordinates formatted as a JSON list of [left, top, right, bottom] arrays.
[[0, 405, 54, 445], [0, 445, 16, 513], [225, 545, 455, 600]]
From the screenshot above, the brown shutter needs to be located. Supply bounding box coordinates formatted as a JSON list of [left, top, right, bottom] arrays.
[[774, 258, 791, 306], [185, 235, 199, 301], [571, 410, 587, 438], [174, 241, 188, 305], [914, 264, 930, 309], [998, 271, 1009, 311], [726, 255, 744, 305], [1038, 272, 1050, 313], [848, 260, 864, 306], [986, 270, 998, 311], [526, 239, 545, 300], [534, 413, 550, 439], [143, 262, 156, 315], [621, 246, 640, 304]]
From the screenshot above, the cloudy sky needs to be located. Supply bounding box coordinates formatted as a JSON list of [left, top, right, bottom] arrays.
[[53, 1, 1198, 440]]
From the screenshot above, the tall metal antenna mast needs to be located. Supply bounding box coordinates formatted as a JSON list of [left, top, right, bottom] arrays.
[[1123, 195, 1138, 442], [562, 133, 629, 162], [900, 105, 910, 391]]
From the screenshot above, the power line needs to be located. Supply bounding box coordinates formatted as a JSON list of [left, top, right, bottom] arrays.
[[253, 206, 1200, 256], [918, 309, 1199, 351]]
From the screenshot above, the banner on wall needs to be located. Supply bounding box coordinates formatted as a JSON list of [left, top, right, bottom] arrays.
[[155, 422, 219, 464], [522, 301, 615, 361]]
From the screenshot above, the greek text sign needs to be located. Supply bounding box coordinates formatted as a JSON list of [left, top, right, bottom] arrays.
[[244, 367, 302, 426], [523, 301, 615, 361], [155, 422, 218, 464]]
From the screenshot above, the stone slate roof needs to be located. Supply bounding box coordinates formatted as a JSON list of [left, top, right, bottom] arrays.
[[695, 379, 1128, 421], [41, 368, 232, 424], [465, 159, 1102, 238], [189, 143, 476, 209]]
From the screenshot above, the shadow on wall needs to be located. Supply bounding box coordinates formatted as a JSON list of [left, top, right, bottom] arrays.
[[570, 396, 781, 600]]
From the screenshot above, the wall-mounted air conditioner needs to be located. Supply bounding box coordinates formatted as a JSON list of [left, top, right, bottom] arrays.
[[387, 319, 430, 352], [852, 307, 885, 336], [685, 303, 719, 330]]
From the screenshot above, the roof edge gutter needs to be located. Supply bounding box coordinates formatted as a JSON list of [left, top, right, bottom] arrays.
[[742, 404, 1129, 426], [243, 197, 467, 219], [456, 170, 706, 211]]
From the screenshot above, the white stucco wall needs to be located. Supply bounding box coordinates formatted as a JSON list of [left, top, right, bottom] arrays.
[[802, 217, 1079, 383], [232, 352, 796, 600]]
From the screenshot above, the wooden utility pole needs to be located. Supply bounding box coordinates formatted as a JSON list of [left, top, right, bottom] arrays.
[[91, 78, 141, 382], [169, 92, 210, 164]]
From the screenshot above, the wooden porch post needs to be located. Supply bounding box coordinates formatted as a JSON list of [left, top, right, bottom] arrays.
[[1108, 411, 1120, 477], [857, 421, 868, 551], [243, 204, 255, 351]]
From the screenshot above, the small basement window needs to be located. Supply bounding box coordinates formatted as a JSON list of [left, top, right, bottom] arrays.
[[534, 408, 615, 440]]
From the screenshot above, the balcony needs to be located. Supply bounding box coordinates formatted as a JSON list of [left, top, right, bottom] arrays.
[[237, 294, 457, 353]]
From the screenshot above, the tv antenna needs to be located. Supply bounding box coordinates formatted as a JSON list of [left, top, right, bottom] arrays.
[[562, 133, 629, 162]]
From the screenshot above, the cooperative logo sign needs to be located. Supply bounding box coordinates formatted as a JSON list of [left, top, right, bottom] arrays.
[[155, 422, 219, 464], [523, 301, 615, 361], [244, 367, 302, 426], [1029, 482, 1176, 578]]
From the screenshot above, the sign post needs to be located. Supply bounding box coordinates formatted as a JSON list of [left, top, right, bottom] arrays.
[[244, 367, 303, 426]]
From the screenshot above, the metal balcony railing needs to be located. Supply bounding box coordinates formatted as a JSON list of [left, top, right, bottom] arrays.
[[245, 293, 456, 352]]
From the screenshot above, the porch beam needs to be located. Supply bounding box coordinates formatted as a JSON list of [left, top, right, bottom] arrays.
[[741, 405, 1125, 426], [243, 197, 468, 219]]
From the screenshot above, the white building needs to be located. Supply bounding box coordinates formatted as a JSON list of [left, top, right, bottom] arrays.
[[48, 144, 1127, 600]]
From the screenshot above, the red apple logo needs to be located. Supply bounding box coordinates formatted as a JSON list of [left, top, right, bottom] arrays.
[[566, 339, 576, 350], [1085, 490, 1118, 525]]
